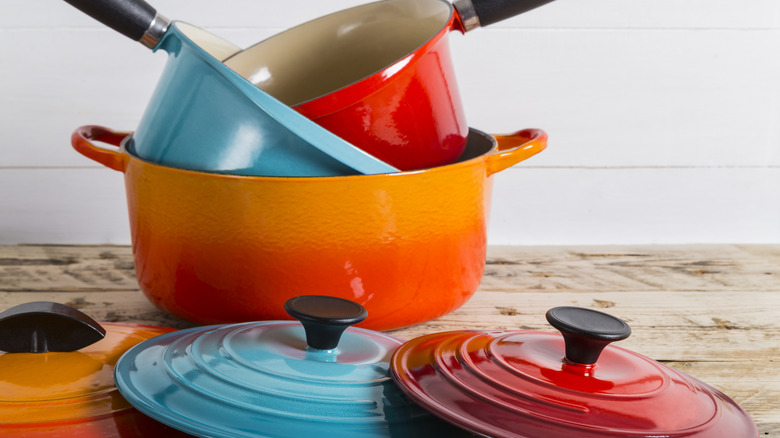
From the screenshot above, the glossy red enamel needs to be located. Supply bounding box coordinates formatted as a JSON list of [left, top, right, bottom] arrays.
[[391, 330, 758, 437]]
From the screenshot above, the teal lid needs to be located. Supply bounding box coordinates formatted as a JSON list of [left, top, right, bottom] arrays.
[[114, 296, 462, 437]]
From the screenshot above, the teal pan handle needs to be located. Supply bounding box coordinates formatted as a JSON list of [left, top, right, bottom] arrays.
[[62, 0, 170, 48]]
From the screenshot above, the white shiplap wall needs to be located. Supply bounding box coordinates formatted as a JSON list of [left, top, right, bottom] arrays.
[[1, 0, 779, 245]]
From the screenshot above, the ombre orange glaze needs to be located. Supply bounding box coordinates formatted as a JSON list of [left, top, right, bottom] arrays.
[[72, 126, 546, 331], [0, 323, 187, 437]]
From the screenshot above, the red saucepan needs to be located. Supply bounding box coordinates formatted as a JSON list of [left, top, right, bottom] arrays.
[[225, 0, 556, 170]]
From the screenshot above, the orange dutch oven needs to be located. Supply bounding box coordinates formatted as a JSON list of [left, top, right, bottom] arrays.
[[71, 125, 546, 331], [0, 302, 188, 437]]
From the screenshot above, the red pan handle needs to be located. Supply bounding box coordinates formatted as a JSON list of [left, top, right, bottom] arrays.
[[454, 0, 556, 31], [71, 125, 131, 173], [486, 128, 547, 176]]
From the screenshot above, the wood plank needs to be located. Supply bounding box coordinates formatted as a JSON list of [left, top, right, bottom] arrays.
[[4, 244, 779, 292], [481, 245, 780, 292], [0, 290, 193, 330], [1, 287, 775, 362], [0, 245, 137, 291], [389, 290, 780, 359]]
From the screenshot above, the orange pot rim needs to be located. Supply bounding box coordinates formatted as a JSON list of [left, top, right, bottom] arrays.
[[73, 125, 547, 181]]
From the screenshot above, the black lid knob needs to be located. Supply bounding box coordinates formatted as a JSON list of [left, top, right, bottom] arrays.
[[0, 302, 106, 353], [284, 296, 368, 350], [545, 307, 631, 365]]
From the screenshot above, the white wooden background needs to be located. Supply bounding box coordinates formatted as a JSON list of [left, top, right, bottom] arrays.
[[1, 0, 779, 245]]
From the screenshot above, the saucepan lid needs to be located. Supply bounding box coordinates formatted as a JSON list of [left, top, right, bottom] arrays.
[[390, 306, 758, 437], [114, 295, 463, 437], [0, 301, 177, 433]]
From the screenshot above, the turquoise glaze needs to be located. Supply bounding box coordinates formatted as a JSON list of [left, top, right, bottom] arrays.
[[114, 321, 463, 437], [131, 22, 399, 177]]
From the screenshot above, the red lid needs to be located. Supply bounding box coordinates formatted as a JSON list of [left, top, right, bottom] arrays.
[[391, 307, 758, 438]]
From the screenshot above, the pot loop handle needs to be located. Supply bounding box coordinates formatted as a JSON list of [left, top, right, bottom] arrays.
[[486, 128, 547, 176], [71, 125, 131, 173]]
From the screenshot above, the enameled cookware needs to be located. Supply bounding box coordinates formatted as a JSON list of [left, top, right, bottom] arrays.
[[391, 306, 759, 437], [0, 302, 187, 437], [226, 0, 555, 170], [114, 296, 467, 437], [62, 0, 398, 176], [71, 124, 546, 331]]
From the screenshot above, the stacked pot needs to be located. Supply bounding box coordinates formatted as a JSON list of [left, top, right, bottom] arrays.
[[67, 0, 554, 331]]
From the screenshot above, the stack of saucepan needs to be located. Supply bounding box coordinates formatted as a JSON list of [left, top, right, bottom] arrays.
[[65, 0, 556, 331], [1, 298, 758, 437]]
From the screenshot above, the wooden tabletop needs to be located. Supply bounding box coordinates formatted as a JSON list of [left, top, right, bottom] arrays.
[[1, 244, 778, 436]]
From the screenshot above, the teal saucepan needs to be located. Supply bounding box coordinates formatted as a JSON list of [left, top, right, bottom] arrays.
[[62, 0, 398, 176]]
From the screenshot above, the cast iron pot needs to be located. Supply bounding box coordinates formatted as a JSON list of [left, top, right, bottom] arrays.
[[71, 124, 546, 331]]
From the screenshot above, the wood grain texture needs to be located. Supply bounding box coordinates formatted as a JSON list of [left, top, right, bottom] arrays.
[[0, 244, 777, 435]]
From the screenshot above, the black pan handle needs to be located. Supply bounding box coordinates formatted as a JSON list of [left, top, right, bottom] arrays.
[[545, 306, 631, 365], [62, 0, 169, 48], [0, 302, 106, 353], [454, 0, 556, 31], [284, 296, 368, 351]]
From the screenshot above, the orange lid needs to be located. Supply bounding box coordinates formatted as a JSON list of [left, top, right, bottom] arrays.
[[0, 302, 173, 427]]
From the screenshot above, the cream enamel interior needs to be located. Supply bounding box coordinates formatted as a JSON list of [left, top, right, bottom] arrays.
[[223, 0, 452, 106], [175, 22, 242, 61]]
